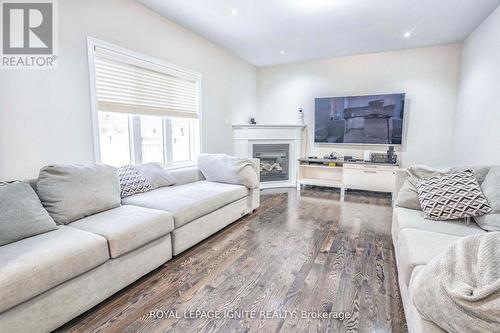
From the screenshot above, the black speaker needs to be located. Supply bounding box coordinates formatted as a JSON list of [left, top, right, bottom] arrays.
[[387, 146, 396, 164]]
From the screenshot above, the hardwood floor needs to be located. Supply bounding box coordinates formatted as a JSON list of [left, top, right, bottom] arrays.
[[58, 187, 406, 333]]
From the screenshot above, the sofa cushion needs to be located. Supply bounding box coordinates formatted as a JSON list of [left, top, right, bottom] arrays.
[[117, 165, 153, 198], [0, 182, 57, 246], [122, 180, 249, 228], [37, 164, 121, 224], [167, 166, 205, 185], [416, 169, 492, 221], [69, 205, 174, 258], [475, 166, 500, 231], [0, 226, 109, 313], [395, 178, 422, 210], [392, 207, 485, 245], [135, 163, 176, 189], [197, 154, 259, 189], [395, 229, 460, 287]]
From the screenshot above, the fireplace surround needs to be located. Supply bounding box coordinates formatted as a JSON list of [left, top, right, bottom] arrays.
[[232, 125, 306, 189]]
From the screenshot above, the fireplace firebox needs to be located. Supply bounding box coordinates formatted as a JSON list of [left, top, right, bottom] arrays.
[[253, 144, 289, 182]]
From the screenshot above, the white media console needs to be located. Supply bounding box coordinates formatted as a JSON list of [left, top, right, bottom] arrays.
[[298, 158, 399, 199]]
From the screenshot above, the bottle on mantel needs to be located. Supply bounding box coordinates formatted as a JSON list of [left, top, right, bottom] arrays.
[[298, 108, 304, 125]]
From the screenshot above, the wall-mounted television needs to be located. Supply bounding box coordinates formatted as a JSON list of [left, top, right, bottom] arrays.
[[314, 93, 405, 145]]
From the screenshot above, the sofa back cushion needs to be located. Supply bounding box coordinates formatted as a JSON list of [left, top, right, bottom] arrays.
[[197, 154, 259, 189], [168, 166, 205, 185], [134, 162, 176, 189], [37, 164, 121, 224], [0, 182, 57, 246], [474, 166, 500, 231]]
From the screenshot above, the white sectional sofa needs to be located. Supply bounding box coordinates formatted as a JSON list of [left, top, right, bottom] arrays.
[[0, 163, 260, 333], [392, 168, 491, 333]]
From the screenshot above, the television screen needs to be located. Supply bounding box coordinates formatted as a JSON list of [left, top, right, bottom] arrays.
[[314, 93, 405, 144]]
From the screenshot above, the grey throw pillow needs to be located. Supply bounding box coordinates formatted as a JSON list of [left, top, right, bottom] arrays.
[[0, 182, 57, 246], [395, 179, 422, 210], [117, 165, 153, 198], [416, 169, 492, 221], [134, 162, 176, 189], [37, 164, 121, 224], [474, 166, 500, 231]]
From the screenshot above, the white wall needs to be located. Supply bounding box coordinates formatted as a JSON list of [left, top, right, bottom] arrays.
[[453, 7, 500, 165], [257, 44, 462, 167], [0, 0, 257, 180]]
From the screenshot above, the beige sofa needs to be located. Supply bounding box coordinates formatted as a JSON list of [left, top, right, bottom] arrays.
[[0, 163, 260, 333], [392, 169, 488, 333]]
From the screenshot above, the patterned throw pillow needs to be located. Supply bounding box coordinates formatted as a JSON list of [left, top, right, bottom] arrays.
[[117, 165, 153, 198], [416, 169, 492, 221]]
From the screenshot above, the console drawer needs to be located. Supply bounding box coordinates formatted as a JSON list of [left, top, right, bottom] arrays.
[[343, 166, 397, 192]]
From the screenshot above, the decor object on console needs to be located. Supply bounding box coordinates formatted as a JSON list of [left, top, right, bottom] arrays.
[[415, 169, 492, 221], [232, 124, 306, 189]]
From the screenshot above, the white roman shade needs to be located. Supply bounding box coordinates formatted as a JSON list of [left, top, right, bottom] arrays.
[[93, 46, 200, 119]]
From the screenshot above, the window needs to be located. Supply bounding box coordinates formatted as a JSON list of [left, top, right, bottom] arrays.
[[88, 38, 201, 167]]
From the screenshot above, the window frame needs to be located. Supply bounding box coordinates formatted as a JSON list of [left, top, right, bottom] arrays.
[[87, 37, 202, 168]]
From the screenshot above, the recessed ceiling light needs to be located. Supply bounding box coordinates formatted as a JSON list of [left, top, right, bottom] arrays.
[[404, 31, 412, 38], [231, 8, 238, 16], [280, 50, 285, 55]]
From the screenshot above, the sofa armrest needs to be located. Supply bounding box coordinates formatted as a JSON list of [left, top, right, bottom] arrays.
[[247, 158, 260, 211], [249, 158, 260, 184]]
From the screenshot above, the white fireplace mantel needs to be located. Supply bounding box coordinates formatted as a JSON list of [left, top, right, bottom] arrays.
[[232, 124, 306, 189]]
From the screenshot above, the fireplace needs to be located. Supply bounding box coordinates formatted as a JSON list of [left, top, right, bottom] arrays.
[[233, 124, 305, 189], [253, 144, 289, 182]]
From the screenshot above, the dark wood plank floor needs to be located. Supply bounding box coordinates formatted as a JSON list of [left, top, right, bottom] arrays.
[[58, 187, 406, 333]]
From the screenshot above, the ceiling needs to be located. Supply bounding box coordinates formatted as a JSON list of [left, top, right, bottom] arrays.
[[137, 0, 499, 67]]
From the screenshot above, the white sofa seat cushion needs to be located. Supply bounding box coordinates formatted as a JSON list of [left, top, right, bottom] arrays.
[[0, 226, 109, 313], [392, 207, 485, 245], [69, 205, 174, 258], [122, 180, 249, 228], [395, 229, 460, 288]]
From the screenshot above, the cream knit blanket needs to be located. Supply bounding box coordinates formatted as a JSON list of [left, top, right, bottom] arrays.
[[413, 232, 500, 332]]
